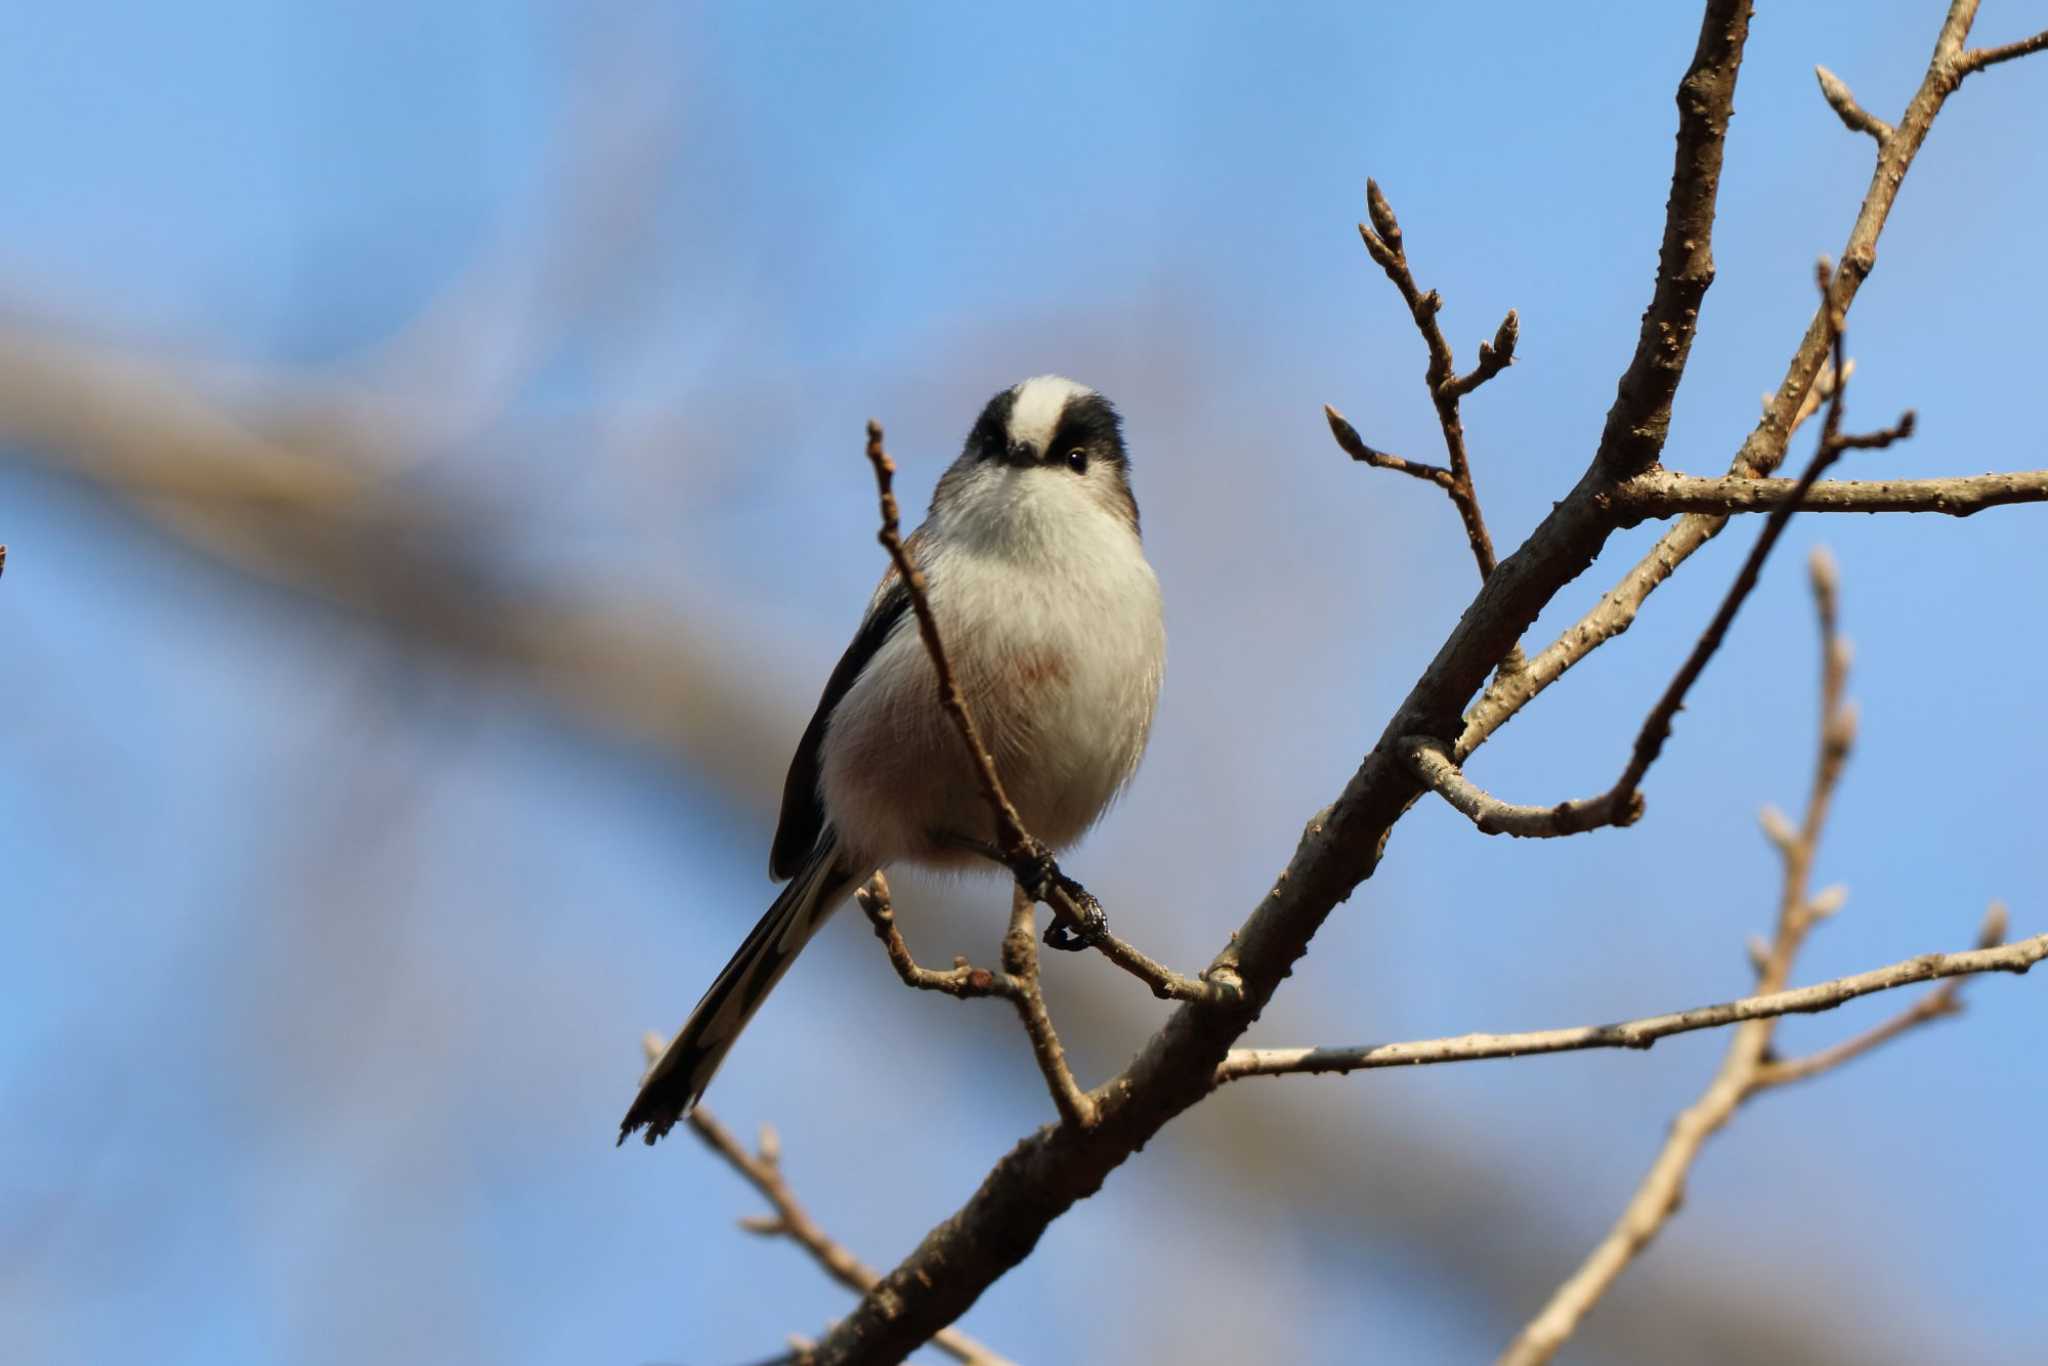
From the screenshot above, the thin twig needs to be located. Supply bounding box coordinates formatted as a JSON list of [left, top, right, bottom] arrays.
[[1956, 27, 2048, 76], [815, 6, 2048, 1357], [1324, 406, 1454, 488], [1427, 264, 1912, 840], [1340, 180, 1517, 590], [996, 886, 1100, 1124], [854, 874, 1096, 1128], [811, 7, 1766, 1356], [1464, 0, 2048, 766], [1500, 509, 1990, 1364], [1567, 284, 1903, 826], [1400, 735, 1641, 837], [863, 423, 1038, 877], [1215, 932, 2043, 1083], [1092, 929, 1238, 1003], [652, 1073, 1014, 1366], [1610, 467, 2048, 521], [1754, 902, 2010, 1088]]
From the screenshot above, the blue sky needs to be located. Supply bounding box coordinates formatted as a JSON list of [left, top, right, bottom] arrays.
[[3, 4, 2045, 1364]]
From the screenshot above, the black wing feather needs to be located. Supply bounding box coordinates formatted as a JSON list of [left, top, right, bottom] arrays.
[[769, 576, 912, 879]]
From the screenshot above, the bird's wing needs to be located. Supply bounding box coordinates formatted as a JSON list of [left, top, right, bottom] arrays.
[[769, 568, 913, 879]]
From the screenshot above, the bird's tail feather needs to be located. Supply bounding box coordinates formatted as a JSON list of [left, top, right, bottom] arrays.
[[620, 833, 855, 1145]]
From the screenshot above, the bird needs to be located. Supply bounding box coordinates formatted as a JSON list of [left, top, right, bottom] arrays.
[[621, 375, 1166, 1143]]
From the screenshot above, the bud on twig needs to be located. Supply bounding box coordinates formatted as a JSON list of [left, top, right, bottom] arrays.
[[1365, 178, 1403, 256]]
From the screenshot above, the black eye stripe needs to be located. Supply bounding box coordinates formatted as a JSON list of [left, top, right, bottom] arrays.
[[1046, 394, 1126, 467], [963, 384, 1130, 471]]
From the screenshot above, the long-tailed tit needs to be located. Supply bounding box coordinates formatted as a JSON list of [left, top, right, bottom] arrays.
[[622, 376, 1165, 1143]]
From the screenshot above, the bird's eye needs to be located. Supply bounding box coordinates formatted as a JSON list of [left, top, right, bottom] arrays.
[[1064, 447, 1088, 474]]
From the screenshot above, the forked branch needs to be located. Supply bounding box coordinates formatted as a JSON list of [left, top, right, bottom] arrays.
[[1416, 262, 1911, 838], [808, 5, 2048, 1359], [1464, 1, 2048, 769], [1499, 531, 2002, 1365], [855, 875, 1096, 1128], [1332, 179, 1519, 591]]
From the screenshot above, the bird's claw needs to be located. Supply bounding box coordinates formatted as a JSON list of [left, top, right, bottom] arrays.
[[1014, 850, 1106, 951], [1039, 878, 1107, 952]]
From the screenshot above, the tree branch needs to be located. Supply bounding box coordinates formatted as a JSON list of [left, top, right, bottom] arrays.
[[793, 5, 2048, 1357], [1423, 266, 1905, 839], [854, 875, 1096, 1129], [1752, 902, 2011, 1089], [1611, 467, 2048, 520], [1956, 27, 2048, 77], [1463, 0, 2041, 765], [1502, 531, 1950, 1365], [1591, 0, 1750, 480], [1340, 178, 1519, 585], [862, 424, 1041, 888], [811, 9, 1756, 1357], [1324, 406, 1454, 489], [1400, 736, 1640, 837], [1214, 932, 2043, 1083]]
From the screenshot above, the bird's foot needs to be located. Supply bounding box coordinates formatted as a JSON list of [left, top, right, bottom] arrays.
[[1023, 857, 1107, 952]]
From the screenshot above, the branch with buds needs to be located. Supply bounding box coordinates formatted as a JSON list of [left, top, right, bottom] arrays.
[[1328, 178, 1521, 625]]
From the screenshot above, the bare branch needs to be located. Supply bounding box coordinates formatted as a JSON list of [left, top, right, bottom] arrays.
[[854, 876, 1096, 1128], [1340, 180, 1517, 585], [1777, 354, 1850, 434], [1814, 65, 1894, 142], [1590, 1, 1749, 480], [1504, 516, 1881, 1366], [854, 874, 1011, 1001], [1580, 357, 1898, 826], [1452, 263, 1908, 840], [1465, 0, 2034, 765], [1216, 933, 2044, 1083], [672, 1091, 1015, 1366], [1612, 467, 2048, 521], [1754, 902, 2010, 1088], [863, 424, 1039, 878], [995, 886, 1099, 1126], [1325, 405, 1455, 489], [1955, 27, 2048, 77], [814, 9, 1762, 1358], [1089, 925, 1238, 1003], [1400, 736, 1641, 837]]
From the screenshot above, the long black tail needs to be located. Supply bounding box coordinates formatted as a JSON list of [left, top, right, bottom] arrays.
[[620, 834, 856, 1144]]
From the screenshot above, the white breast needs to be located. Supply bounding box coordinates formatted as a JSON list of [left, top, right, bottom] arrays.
[[819, 461, 1165, 870]]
